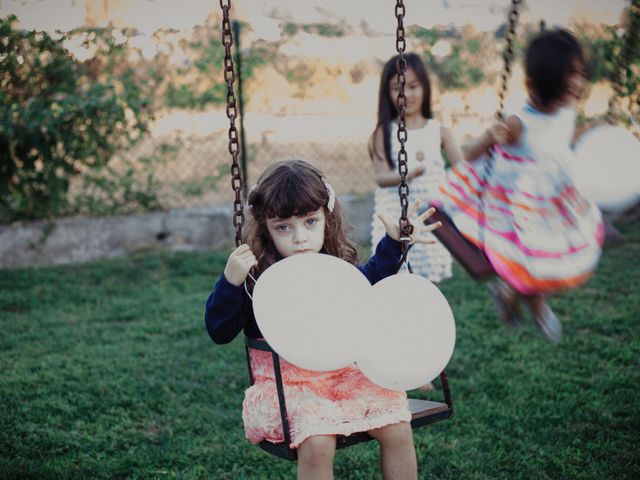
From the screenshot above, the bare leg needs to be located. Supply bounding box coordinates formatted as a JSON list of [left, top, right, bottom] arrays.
[[487, 277, 524, 327], [416, 382, 435, 392], [523, 294, 562, 343], [296, 435, 337, 480], [368, 422, 417, 480]]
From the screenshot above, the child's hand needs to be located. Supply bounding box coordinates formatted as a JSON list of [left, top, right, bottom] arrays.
[[378, 200, 442, 244], [223, 244, 258, 286], [486, 122, 510, 146], [408, 165, 426, 180]]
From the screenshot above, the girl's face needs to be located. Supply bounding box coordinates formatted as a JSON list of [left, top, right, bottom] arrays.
[[559, 59, 587, 108], [266, 208, 326, 258], [529, 57, 587, 113], [388, 67, 424, 118]]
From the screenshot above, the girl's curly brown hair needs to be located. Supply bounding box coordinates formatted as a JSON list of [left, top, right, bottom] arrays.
[[246, 160, 358, 276]]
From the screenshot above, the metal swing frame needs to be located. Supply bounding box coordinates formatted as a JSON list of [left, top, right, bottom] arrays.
[[219, 0, 454, 462]]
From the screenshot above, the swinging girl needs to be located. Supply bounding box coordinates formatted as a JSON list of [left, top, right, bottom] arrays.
[[205, 160, 442, 479], [437, 28, 604, 342]]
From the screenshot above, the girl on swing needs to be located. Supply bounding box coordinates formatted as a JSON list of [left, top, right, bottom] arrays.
[[438, 28, 604, 342], [205, 160, 441, 479]]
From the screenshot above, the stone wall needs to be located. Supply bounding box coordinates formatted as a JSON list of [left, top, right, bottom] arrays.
[[0, 194, 374, 270]]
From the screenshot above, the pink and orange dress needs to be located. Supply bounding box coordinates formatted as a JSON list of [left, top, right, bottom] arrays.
[[205, 236, 411, 448], [437, 104, 604, 295]]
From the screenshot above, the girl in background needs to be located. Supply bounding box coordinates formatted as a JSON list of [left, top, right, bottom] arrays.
[[369, 53, 464, 284]]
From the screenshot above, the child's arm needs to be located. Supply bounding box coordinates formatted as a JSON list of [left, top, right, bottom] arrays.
[[360, 202, 441, 282], [204, 245, 258, 344], [462, 116, 522, 161], [369, 127, 425, 187], [358, 234, 403, 283], [440, 126, 464, 166]]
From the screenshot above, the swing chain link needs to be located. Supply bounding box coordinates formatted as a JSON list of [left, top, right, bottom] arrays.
[[481, 0, 522, 249], [607, 0, 639, 122], [394, 0, 413, 258], [497, 0, 522, 120], [220, 0, 244, 246]]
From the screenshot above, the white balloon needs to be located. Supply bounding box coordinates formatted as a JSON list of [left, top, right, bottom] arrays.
[[252, 253, 370, 371], [356, 274, 456, 391], [572, 125, 640, 213]]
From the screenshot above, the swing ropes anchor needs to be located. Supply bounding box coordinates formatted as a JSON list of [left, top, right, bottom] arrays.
[[217, 0, 454, 461]]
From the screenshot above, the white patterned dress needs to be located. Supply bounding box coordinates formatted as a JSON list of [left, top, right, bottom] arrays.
[[371, 119, 453, 282]]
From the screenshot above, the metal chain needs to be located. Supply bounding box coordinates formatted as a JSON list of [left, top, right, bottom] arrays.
[[607, 0, 639, 121], [394, 0, 413, 259], [480, 0, 522, 249], [220, 0, 244, 246], [496, 0, 522, 120]]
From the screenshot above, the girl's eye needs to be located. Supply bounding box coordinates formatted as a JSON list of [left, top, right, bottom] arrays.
[[275, 224, 290, 232], [306, 218, 318, 226]]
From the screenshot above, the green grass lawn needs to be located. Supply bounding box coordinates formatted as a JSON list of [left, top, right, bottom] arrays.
[[1, 222, 639, 480]]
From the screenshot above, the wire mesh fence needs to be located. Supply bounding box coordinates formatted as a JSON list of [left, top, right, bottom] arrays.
[[91, 110, 508, 215], [85, 115, 381, 213]]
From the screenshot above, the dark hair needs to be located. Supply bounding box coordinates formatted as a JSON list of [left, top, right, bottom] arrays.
[[246, 160, 358, 275], [525, 28, 586, 109], [372, 53, 433, 168]]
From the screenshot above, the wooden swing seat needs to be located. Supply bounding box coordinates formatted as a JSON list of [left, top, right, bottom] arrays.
[[245, 337, 453, 461], [424, 207, 496, 281]]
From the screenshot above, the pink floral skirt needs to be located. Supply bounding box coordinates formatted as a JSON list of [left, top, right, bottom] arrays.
[[242, 349, 411, 448]]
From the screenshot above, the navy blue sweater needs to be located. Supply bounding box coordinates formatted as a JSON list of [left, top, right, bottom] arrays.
[[205, 235, 403, 344]]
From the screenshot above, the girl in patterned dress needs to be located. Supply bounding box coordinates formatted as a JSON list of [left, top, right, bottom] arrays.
[[369, 53, 464, 284], [438, 29, 604, 342], [205, 160, 442, 479]]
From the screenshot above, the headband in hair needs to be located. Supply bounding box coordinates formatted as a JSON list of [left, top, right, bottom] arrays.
[[322, 178, 336, 213]]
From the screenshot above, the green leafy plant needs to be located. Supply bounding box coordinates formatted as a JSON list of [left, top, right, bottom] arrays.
[[282, 22, 298, 36], [579, 23, 639, 119], [165, 30, 268, 110], [0, 16, 152, 222], [71, 153, 162, 217], [410, 26, 441, 45], [301, 23, 347, 37], [426, 45, 483, 90], [415, 28, 489, 90]]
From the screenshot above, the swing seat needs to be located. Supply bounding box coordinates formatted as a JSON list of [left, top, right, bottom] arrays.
[[245, 337, 453, 461], [425, 207, 496, 281]]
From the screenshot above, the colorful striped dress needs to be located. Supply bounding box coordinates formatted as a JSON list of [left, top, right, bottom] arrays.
[[437, 104, 604, 295]]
